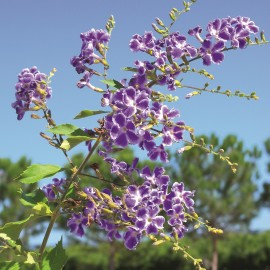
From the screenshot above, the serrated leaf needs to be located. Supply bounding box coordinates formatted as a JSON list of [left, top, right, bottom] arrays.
[[60, 136, 94, 151], [0, 215, 37, 240], [48, 124, 88, 136], [42, 238, 68, 270], [19, 189, 47, 207], [32, 202, 52, 216], [16, 164, 63, 184], [74, 110, 109, 120], [100, 79, 123, 89]]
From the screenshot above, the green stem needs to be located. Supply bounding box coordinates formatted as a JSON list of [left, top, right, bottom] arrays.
[[38, 135, 102, 263], [42, 108, 75, 167], [78, 173, 126, 187]]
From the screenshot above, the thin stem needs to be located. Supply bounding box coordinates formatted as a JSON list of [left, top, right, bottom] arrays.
[[42, 109, 75, 167], [167, 1, 197, 32], [38, 135, 102, 263], [79, 172, 126, 187]]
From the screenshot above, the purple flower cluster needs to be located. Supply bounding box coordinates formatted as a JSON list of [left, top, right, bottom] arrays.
[[130, 31, 197, 90], [42, 178, 66, 201], [71, 29, 110, 74], [12, 66, 52, 120], [98, 150, 139, 176], [55, 165, 194, 249], [189, 16, 259, 65], [17, 14, 261, 254], [101, 84, 185, 162], [129, 16, 259, 74]]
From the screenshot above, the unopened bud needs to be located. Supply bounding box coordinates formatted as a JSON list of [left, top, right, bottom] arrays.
[[31, 114, 41, 119], [260, 31, 266, 42], [156, 17, 165, 27], [40, 132, 52, 140], [169, 10, 176, 21], [219, 148, 224, 154], [151, 23, 166, 34], [49, 141, 59, 148]]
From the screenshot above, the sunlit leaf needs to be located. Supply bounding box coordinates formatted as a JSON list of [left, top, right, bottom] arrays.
[[60, 136, 94, 151], [100, 79, 123, 89], [16, 164, 63, 184], [19, 189, 47, 207], [0, 215, 37, 240], [74, 110, 109, 120], [48, 124, 88, 137], [32, 202, 52, 216], [122, 67, 137, 72], [42, 238, 68, 270]]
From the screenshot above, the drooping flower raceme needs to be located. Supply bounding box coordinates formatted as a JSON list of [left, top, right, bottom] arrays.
[[12, 66, 52, 120], [43, 166, 195, 250], [71, 28, 110, 74], [42, 178, 67, 201]]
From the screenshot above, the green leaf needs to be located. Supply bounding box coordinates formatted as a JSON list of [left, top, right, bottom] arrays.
[[0, 215, 37, 240], [74, 109, 109, 120], [0, 262, 20, 270], [48, 124, 88, 136], [60, 136, 94, 151], [122, 67, 138, 72], [16, 164, 63, 184], [25, 252, 37, 264], [42, 238, 68, 270], [100, 79, 123, 89], [32, 202, 52, 216], [65, 183, 75, 198], [19, 189, 47, 207]]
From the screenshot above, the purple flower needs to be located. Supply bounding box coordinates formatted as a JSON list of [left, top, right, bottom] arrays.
[[228, 17, 258, 49], [99, 220, 122, 241], [147, 144, 168, 163], [188, 26, 204, 43], [124, 184, 150, 209], [12, 67, 52, 120], [129, 32, 156, 52], [162, 121, 185, 146], [165, 32, 197, 59], [111, 87, 150, 117], [199, 39, 225, 65], [106, 113, 139, 148], [77, 71, 93, 88], [80, 28, 110, 49], [42, 178, 66, 201], [67, 213, 88, 237], [164, 182, 195, 212], [123, 227, 142, 250], [138, 130, 156, 152], [167, 204, 185, 226], [206, 18, 231, 41], [135, 206, 165, 235], [151, 102, 180, 123], [71, 28, 110, 74], [140, 166, 170, 187], [206, 16, 259, 49], [134, 60, 155, 75]]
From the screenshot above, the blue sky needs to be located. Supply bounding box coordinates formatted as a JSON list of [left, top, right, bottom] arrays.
[[1, 0, 269, 232]]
